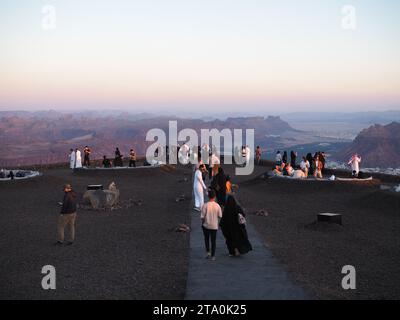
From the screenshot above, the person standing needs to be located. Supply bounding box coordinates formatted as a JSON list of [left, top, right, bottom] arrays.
[[201, 189, 222, 261], [245, 145, 251, 166], [193, 164, 207, 211], [69, 149, 75, 169], [208, 146, 213, 179], [220, 195, 252, 257], [255, 146, 262, 165], [282, 151, 288, 164], [348, 153, 362, 177], [129, 149, 137, 167], [313, 154, 323, 179], [306, 153, 314, 176], [57, 184, 77, 245], [300, 156, 310, 177], [201, 144, 210, 180], [290, 150, 297, 168], [225, 175, 233, 196], [197, 145, 202, 162], [275, 151, 282, 166], [209, 151, 220, 179], [211, 166, 227, 206], [114, 147, 123, 167], [320, 152, 326, 174], [75, 148, 82, 168], [179, 143, 190, 164], [83, 146, 91, 167], [241, 146, 247, 165], [166, 145, 170, 163]]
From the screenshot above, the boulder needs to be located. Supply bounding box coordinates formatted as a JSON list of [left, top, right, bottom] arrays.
[[83, 181, 120, 209]]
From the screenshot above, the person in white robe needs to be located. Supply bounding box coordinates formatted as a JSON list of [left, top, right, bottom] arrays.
[[179, 143, 190, 164], [245, 145, 251, 165], [69, 149, 75, 169], [75, 148, 82, 168], [193, 164, 207, 211], [348, 153, 361, 177], [209, 152, 220, 177], [201, 143, 210, 164]]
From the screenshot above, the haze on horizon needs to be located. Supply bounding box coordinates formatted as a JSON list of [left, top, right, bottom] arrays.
[[0, 0, 399, 113]]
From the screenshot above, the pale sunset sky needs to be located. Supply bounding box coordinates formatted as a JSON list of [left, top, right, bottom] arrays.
[[0, 0, 399, 112]]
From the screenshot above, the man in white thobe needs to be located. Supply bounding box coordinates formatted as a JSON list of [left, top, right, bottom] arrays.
[[69, 149, 75, 169], [348, 154, 361, 177], [179, 143, 190, 164], [245, 145, 251, 165], [75, 148, 82, 168], [193, 165, 207, 211]]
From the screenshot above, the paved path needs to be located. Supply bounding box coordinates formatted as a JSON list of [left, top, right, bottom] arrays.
[[185, 208, 309, 300]]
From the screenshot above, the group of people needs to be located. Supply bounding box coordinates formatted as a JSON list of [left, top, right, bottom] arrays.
[[102, 148, 137, 167], [69, 146, 137, 169], [193, 159, 252, 261], [69, 146, 91, 169], [273, 150, 326, 179], [273, 150, 363, 179], [0, 169, 14, 179]]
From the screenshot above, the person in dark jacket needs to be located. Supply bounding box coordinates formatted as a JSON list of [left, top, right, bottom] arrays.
[[102, 155, 111, 168], [211, 166, 227, 206], [290, 150, 297, 168], [220, 195, 252, 256], [57, 184, 77, 245], [282, 151, 288, 164], [114, 147, 123, 167]]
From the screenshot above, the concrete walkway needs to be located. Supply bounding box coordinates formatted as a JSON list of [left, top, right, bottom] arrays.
[[185, 208, 309, 300]]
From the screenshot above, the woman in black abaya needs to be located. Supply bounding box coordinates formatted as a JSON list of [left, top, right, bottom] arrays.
[[220, 195, 252, 256], [211, 166, 227, 206]]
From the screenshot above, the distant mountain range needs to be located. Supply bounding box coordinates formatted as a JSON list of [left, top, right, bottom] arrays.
[[1, 110, 399, 168], [281, 110, 400, 124], [336, 122, 400, 168], [0, 114, 301, 166]]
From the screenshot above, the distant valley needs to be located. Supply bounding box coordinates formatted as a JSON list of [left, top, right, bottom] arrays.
[[0, 110, 399, 169]]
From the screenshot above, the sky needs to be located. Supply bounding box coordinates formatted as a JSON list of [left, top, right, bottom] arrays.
[[0, 0, 399, 113]]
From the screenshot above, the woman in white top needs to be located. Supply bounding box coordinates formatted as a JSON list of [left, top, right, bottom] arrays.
[[193, 164, 207, 211], [300, 156, 310, 176]]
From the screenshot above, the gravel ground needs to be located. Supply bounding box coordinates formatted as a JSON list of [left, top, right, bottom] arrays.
[[0, 165, 192, 299], [231, 169, 400, 299], [1, 162, 399, 300]]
